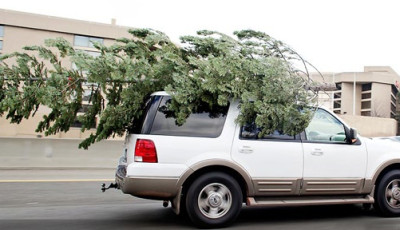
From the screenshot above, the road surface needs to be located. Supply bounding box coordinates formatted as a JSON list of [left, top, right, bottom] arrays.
[[1, 169, 400, 229]]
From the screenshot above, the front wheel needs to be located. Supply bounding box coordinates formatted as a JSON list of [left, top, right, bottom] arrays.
[[374, 170, 400, 216], [185, 172, 243, 228]]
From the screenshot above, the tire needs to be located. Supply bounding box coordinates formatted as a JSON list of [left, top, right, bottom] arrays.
[[374, 170, 400, 216], [185, 172, 243, 228]]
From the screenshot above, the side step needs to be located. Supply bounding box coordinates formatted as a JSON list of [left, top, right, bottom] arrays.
[[247, 195, 374, 207]]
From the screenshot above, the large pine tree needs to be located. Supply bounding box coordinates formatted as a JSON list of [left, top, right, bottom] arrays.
[[0, 29, 319, 149]]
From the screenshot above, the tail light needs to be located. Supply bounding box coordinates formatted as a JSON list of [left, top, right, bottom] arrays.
[[134, 139, 158, 163]]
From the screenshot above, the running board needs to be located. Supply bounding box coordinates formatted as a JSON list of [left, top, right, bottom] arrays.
[[246, 195, 374, 207]]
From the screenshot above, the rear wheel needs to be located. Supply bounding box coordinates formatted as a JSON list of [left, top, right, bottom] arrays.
[[374, 170, 400, 216], [185, 172, 243, 228]]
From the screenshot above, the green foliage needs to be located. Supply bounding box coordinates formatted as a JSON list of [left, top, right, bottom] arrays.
[[0, 29, 317, 149]]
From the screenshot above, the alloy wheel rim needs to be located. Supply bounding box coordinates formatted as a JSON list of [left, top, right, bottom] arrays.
[[385, 179, 400, 209], [198, 183, 232, 219]]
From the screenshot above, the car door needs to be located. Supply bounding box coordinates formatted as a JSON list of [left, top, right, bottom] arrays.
[[301, 108, 367, 195], [231, 123, 304, 196]]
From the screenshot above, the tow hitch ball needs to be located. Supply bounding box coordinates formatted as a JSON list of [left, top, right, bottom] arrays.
[[101, 183, 118, 192]]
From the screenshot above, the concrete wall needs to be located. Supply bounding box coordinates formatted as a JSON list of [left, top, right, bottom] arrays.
[[371, 83, 390, 117], [0, 137, 124, 169], [341, 82, 361, 115], [0, 115, 116, 139], [339, 115, 397, 137]]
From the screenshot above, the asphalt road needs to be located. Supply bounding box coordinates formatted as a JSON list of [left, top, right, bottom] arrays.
[[1, 169, 400, 230]]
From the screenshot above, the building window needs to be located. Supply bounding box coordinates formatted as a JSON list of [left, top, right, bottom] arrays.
[[333, 100, 341, 109], [362, 93, 371, 100], [361, 101, 371, 110], [73, 35, 103, 69], [68, 81, 98, 129], [362, 83, 372, 91], [361, 111, 371, 116], [333, 89, 341, 113], [391, 104, 396, 115], [71, 82, 98, 129], [71, 118, 96, 129], [391, 95, 397, 107], [392, 85, 398, 96], [391, 85, 398, 108], [334, 92, 341, 99], [74, 35, 103, 48]]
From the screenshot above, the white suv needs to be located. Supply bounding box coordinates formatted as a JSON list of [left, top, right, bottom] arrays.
[[115, 91, 400, 228]]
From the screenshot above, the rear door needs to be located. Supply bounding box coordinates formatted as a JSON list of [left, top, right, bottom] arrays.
[[231, 124, 304, 196]]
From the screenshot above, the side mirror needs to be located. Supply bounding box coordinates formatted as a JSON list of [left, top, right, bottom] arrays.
[[347, 128, 358, 144]]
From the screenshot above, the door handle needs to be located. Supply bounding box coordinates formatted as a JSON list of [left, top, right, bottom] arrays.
[[311, 149, 323, 156], [239, 146, 253, 154]]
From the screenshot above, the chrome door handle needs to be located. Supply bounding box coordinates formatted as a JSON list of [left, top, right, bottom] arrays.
[[239, 146, 253, 154], [311, 149, 323, 156]]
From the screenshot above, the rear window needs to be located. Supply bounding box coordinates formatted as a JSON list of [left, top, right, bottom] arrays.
[[150, 96, 229, 138]]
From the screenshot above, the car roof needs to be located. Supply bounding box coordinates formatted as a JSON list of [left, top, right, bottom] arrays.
[[151, 91, 170, 96]]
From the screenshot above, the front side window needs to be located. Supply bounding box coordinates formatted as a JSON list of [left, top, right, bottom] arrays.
[[305, 109, 346, 143], [150, 97, 229, 138]]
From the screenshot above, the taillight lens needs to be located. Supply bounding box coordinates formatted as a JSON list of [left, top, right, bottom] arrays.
[[134, 139, 158, 163]]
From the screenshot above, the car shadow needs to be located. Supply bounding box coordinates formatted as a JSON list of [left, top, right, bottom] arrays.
[[233, 204, 388, 229], [109, 204, 381, 229], [2, 204, 392, 230]]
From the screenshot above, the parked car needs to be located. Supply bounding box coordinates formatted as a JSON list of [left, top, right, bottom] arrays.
[[114, 91, 400, 228]]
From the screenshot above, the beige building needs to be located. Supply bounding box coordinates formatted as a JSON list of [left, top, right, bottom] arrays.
[[311, 66, 400, 136], [0, 9, 132, 139]]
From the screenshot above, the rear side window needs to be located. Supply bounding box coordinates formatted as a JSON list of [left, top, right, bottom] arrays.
[[150, 97, 229, 138], [240, 123, 297, 140], [128, 95, 162, 134]]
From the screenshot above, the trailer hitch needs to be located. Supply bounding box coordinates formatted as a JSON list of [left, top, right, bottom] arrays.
[[101, 183, 118, 192]]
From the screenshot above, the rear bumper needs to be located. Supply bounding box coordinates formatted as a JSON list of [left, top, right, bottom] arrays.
[[115, 165, 179, 200]]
